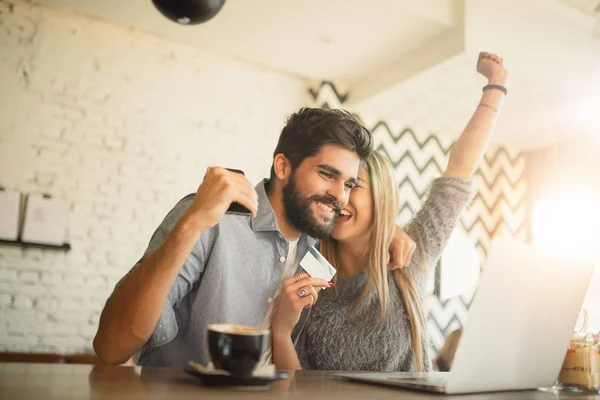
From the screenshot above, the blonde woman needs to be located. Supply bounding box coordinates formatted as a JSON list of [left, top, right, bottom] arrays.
[[271, 52, 508, 372]]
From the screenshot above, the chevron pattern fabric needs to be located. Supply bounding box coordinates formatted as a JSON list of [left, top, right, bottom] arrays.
[[308, 81, 527, 354]]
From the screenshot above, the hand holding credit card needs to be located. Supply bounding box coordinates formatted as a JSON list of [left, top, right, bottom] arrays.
[[300, 246, 336, 281]]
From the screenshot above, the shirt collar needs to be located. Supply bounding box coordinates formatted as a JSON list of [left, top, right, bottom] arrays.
[[251, 179, 318, 248]]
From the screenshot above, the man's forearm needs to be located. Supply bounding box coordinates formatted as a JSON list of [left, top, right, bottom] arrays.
[[93, 213, 206, 364]]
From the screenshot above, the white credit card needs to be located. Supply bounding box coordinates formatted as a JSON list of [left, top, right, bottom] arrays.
[[300, 246, 336, 281]]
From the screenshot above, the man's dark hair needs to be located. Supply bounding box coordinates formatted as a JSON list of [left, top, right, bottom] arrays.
[[270, 108, 373, 182]]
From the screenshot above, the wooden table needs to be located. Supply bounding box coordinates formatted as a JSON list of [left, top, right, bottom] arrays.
[[0, 363, 598, 399]]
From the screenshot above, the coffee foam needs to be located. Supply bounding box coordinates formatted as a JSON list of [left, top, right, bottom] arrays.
[[208, 324, 269, 336]]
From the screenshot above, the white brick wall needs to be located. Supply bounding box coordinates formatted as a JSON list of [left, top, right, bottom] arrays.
[[0, 0, 308, 354]]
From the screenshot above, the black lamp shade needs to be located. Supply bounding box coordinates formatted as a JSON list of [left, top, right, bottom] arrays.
[[152, 0, 226, 25]]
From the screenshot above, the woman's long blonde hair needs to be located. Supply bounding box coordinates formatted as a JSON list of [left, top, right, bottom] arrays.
[[319, 150, 428, 371]]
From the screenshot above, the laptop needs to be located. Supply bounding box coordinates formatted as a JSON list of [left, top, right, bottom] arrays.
[[336, 238, 594, 394]]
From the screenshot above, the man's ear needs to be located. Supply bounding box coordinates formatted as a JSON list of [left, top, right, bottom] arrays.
[[273, 153, 292, 181]]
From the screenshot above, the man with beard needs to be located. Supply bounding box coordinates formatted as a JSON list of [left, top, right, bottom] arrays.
[[94, 108, 411, 367]]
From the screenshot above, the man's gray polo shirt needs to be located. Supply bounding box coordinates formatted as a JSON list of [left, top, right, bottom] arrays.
[[133, 179, 317, 367]]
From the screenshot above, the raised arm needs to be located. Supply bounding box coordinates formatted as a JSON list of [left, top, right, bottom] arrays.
[[402, 53, 507, 289], [93, 167, 258, 364], [390, 52, 508, 271], [444, 52, 508, 178]]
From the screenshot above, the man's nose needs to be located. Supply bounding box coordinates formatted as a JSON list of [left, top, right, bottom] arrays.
[[327, 181, 347, 207]]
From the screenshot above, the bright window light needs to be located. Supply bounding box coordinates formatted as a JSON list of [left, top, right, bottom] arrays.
[[532, 192, 600, 261], [532, 190, 600, 333]]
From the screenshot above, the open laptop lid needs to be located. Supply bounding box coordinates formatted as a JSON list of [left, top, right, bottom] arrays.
[[446, 238, 594, 394]]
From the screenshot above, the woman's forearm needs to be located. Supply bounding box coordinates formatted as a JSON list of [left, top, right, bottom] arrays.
[[272, 334, 303, 370], [444, 72, 508, 178]]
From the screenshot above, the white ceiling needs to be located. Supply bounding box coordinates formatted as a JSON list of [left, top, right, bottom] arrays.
[[356, 0, 600, 150], [560, 0, 599, 16], [40, 0, 600, 150], [39, 0, 456, 82]]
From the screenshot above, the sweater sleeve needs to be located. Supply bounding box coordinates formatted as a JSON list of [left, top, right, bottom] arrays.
[[403, 176, 474, 294]]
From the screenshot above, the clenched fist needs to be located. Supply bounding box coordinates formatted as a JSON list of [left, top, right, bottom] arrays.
[[477, 52, 508, 87], [183, 167, 258, 232]]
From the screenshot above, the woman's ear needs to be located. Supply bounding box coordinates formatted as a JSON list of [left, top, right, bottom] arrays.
[[273, 153, 292, 181]]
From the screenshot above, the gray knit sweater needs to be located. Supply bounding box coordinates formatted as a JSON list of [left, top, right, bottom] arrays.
[[296, 176, 473, 372]]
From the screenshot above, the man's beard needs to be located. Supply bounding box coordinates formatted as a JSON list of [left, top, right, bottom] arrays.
[[282, 174, 342, 240]]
